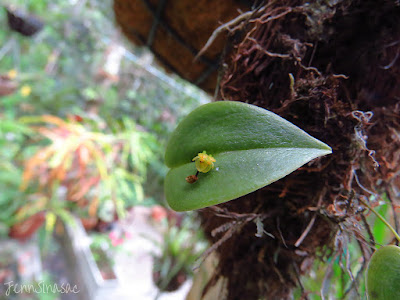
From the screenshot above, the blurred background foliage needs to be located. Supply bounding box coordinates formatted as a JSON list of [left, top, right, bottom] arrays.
[[0, 0, 208, 234], [0, 0, 209, 295]]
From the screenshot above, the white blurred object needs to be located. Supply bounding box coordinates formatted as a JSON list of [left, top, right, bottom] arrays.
[[103, 45, 125, 78]]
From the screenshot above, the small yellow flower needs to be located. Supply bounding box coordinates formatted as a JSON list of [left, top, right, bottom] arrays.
[[192, 151, 216, 173], [20, 85, 32, 97], [7, 69, 17, 79]]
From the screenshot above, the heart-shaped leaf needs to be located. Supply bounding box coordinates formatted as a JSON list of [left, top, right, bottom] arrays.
[[165, 101, 331, 211]]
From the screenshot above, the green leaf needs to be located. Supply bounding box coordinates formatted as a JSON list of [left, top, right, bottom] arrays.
[[366, 245, 400, 300], [165, 101, 331, 211]]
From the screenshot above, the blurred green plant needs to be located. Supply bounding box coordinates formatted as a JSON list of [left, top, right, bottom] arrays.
[[0, 3, 210, 300], [0, 0, 207, 207], [0, 115, 33, 233], [150, 213, 207, 293]]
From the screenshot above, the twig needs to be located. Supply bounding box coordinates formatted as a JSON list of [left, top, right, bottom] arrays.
[[360, 213, 375, 249], [342, 239, 368, 298], [288, 73, 296, 98], [196, 205, 261, 269], [270, 255, 285, 283], [292, 262, 309, 300], [252, 6, 293, 25], [211, 220, 237, 237], [248, 37, 291, 58], [308, 41, 317, 67], [343, 236, 360, 299], [321, 250, 341, 300], [194, 1, 283, 61], [380, 49, 399, 70], [352, 170, 400, 242], [294, 215, 317, 248], [331, 73, 349, 79], [298, 62, 322, 77], [200, 220, 246, 263], [352, 169, 377, 197], [359, 196, 400, 243], [295, 188, 325, 247], [276, 217, 288, 248], [195, 10, 256, 61]]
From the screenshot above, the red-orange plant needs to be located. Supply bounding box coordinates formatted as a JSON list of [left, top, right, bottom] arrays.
[[19, 114, 153, 225], [21, 115, 107, 215]]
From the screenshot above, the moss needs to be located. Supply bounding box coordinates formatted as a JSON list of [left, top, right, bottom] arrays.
[[202, 0, 400, 298]]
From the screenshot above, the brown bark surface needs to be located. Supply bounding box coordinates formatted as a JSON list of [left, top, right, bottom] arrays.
[[114, 0, 249, 94], [201, 0, 400, 299]]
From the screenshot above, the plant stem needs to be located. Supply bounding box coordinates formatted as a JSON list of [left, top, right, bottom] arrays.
[[359, 197, 400, 244]]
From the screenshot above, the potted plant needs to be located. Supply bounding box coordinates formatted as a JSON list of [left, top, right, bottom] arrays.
[[151, 213, 207, 293]]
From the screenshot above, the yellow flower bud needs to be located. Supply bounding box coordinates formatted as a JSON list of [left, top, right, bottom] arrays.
[[8, 69, 17, 79], [192, 151, 216, 173]]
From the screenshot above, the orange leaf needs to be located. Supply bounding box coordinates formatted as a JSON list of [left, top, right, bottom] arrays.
[[20, 146, 54, 190], [69, 176, 100, 201], [38, 115, 68, 127], [88, 196, 99, 217]]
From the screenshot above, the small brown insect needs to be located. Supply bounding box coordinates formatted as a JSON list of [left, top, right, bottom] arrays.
[[185, 175, 198, 184]]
